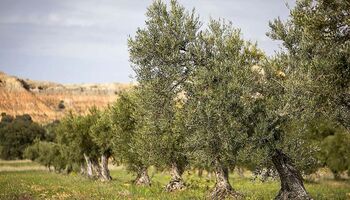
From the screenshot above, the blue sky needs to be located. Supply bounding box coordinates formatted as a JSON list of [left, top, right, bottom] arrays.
[[0, 0, 294, 84]]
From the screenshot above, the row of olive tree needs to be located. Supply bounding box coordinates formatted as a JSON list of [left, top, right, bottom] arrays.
[[23, 0, 349, 199], [127, 0, 349, 199]]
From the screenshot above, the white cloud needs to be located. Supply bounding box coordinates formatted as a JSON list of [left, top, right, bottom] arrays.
[[0, 0, 294, 83]]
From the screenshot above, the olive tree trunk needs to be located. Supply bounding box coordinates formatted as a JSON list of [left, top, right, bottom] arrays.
[[198, 168, 203, 177], [210, 159, 242, 199], [83, 153, 93, 178], [65, 165, 72, 174], [272, 149, 313, 200], [134, 166, 151, 186], [237, 167, 244, 178], [80, 163, 86, 176], [91, 158, 102, 179], [100, 154, 112, 181], [165, 162, 186, 192]]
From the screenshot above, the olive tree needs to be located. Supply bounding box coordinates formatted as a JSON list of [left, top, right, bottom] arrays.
[[268, 0, 350, 130], [321, 131, 350, 179], [110, 89, 152, 186], [90, 108, 114, 181], [128, 0, 201, 191], [24, 140, 67, 172], [56, 110, 102, 179], [259, 1, 350, 198], [244, 56, 318, 200], [184, 19, 264, 199]]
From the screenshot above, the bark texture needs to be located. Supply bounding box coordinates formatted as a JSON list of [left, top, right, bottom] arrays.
[[165, 162, 186, 192], [100, 154, 112, 181], [134, 167, 151, 186], [210, 160, 242, 200], [80, 164, 86, 176], [198, 168, 203, 177], [91, 158, 102, 179], [65, 165, 72, 174], [272, 150, 313, 200], [237, 167, 244, 178], [84, 153, 93, 178]]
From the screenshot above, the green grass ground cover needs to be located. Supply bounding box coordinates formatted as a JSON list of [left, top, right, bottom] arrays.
[[0, 161, 349, 199], [0, 160, 41, 168]]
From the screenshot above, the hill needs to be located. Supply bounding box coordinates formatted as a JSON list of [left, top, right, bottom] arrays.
[[0, 71, 132, 123]]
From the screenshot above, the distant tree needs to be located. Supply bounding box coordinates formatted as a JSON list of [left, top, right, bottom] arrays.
[[55, 113, 85, 174], [0, 114, 45, 160], [90, 108, 114, 181], [110, 89, 151, 186], [24, 140, 67, 172], [321, 131, 350, 179], [43, 120, 60, 142], [55, 110, 102, 178], [0, 113, 14, 124], [73, 109, 102, 179], [306, 119, 350, 179], [128, 0, 201, 191], [58, 100, 65, 110]]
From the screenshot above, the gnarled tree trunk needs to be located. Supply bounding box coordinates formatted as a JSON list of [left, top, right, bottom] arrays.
[[91, 158, 102, 179], [237, 167, 244, 178], [100, 154, 112, 181], [210, 159, 242, 199], [80, 163, 86, 176], [207, 171, 212, 179], [134, 166, 151, 186], [83, 153, 93, 178], [65, 164, 72, 174], [272, 149, 313, 200], [198, 168, 203, 177], [165, 162, 186, 192]]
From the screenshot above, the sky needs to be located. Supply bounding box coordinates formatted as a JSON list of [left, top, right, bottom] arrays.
[[0, 0, 295, 84]]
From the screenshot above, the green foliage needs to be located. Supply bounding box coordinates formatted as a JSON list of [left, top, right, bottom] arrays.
[[110, 90, 143, 171], [90, 108, 113, 157], [320, 131, 350, 178], [24, 140, 67, 172], [240, 0, 348, 175], [0, 114, 46, 160], [55, 113, 83, 166], [268, 0, 350, 130], [304, 118, 350, 176], [184, 19, 264, 168], [128, 0, 201, 169], [55, 109, 101, 167], [0, 113, 14, 124], [1, 1, 349, 198], [43, 120, 60, 142]]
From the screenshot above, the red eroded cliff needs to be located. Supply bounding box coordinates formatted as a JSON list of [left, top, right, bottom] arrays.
[[0, 71, 132, 123]]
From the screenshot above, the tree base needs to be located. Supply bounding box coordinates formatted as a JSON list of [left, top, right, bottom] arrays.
[[272, 149, 313, 200], [100, 154, 112, 182], [101, 175, 112, 182], [134, 177, 151, 186], [275, 190, 313, 200], [165, 179, 186, 192], [134, 168, 151, 186], [209, 185, 243, 200]]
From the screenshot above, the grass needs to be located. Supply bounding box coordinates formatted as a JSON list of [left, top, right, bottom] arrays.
[[0, 160, 45, 172], [0, 161, 349, 200]]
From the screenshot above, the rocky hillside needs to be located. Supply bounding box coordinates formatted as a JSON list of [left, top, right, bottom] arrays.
[[0, 71, 132, 123]]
